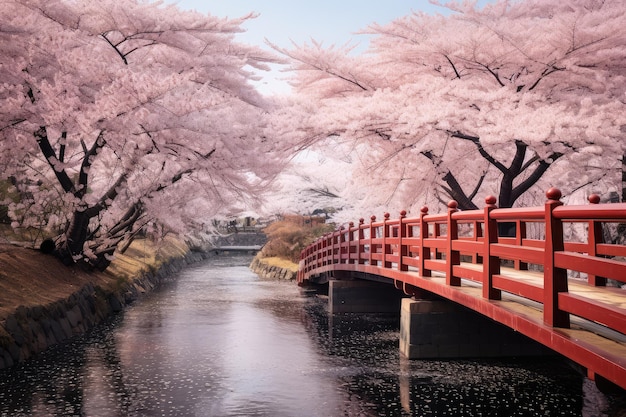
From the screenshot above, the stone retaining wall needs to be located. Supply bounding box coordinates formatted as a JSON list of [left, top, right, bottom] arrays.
[[249, 256, 297, 281], [0, 250, 207, 370]]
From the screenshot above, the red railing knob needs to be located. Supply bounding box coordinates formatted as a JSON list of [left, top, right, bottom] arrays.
[[420, 206, 429, 215], [384, 212, 390, 220], [400, 210, 407, 217], [359, 218, 365, 224], [448, 200, 458, 210], [588, 194, 601, 204], [485, 195, 497, 205], [371, 215, 376, 222], [546, 187, 562, 201]]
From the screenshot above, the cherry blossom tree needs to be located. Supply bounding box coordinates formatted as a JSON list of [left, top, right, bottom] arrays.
[[0, 0, 282, 269], [262, 142, 355, 220], [274, 0, 626, 215]]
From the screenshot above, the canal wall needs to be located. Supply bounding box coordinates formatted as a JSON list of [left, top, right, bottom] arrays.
[[249, 254, 297, 281], [0, 236, 211, 370]]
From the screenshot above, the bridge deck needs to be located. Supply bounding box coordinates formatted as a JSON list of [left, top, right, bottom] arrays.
[[298, 192, 626, 389]]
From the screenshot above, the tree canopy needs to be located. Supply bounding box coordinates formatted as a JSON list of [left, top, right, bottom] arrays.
[[0, 0, 282, 268], [1, 0, 624, 269], [274, 0, 626, 216]]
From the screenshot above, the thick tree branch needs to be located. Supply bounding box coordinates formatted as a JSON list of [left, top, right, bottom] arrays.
[[477, 62, 505, 87], [35, 126, 75, 194], [444, 54, 461, 79], [108, 201, 144, 237], [520, 154, 540, 173], [510, 152, 563, 202], [527, 64, 565, 91], [468, 170, 487, 202], [77, 130, 106, 198], [84, 172, 128, 218], [441, 171, 478, 210], [59, 131, 66, 163], [101, 32, 128, 65], [509, 140, 528, 174], [449, 130, 508, 173]]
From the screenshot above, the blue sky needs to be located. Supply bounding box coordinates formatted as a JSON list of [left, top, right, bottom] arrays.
[[171, 1, 453, 50], [169, 1, 492, 94]]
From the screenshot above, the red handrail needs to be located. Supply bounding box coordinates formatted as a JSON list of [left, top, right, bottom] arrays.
[[297, 188, 626, 390], [298, 188, 626, 330]]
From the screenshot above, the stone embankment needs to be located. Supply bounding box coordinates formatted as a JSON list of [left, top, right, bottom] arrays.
[[249, 254, 298, 281], [0, 236, 209, 370], [0, 232, 289, 370]]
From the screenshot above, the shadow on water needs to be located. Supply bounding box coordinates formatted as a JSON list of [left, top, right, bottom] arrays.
[[0, 254, 625, 416], [0, 314, 130, 416], [297, 292, 626, 417]]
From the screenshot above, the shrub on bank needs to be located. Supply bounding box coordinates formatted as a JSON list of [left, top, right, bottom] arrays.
[[260, 217, 334, 264]]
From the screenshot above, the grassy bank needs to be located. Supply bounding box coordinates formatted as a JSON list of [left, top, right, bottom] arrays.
[[0, 234, 200, 368], [0, 235, 189, 322], [258, 256, 299, 273]]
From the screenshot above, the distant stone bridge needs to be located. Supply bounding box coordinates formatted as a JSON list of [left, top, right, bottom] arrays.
[[212, 232, 266, 254]]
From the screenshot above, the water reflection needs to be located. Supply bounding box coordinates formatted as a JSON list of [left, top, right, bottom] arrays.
[[297, 290, 626, 416], [0, 254, 624, 416]]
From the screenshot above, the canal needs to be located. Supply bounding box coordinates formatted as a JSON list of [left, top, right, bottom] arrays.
[[0, 254, 624, 416]]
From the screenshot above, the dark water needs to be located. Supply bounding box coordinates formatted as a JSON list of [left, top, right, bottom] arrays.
[[1, 254, 625, 416]]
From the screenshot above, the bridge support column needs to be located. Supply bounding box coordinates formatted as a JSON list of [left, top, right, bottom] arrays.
[[400, 298, 548, 359], [329, 279, 404, 314]]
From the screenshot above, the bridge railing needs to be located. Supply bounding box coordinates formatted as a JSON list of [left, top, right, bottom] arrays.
[[298, 188, 626, 331]]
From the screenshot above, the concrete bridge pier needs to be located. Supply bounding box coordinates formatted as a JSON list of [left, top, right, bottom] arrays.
[[329, 279, 405, 314], [400, 298, 548, 359]]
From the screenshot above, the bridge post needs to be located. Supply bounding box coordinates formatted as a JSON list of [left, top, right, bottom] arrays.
[[383, 213, 392, 268], [347, 222, 355, 264], [483, 196, 502, 300], [339, 226, 347, 264], [321, 236, 328, 267], [358, 218, 366, 265], [326, 234, 333, 266], [587, 194, 607, 286], [544, 188, 570, 328], [446, 201, 461, 286], [332, 230, 339, 265], [369, 216, 376, 266], [419, 207, 431, 277], [399, 210, 408, 272]]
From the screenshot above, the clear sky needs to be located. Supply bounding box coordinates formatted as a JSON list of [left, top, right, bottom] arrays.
[[168, 1, 492, 94], [171, 1, 452, 49]]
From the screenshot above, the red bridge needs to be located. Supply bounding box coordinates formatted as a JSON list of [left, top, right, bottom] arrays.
[[297, 188, 626, 392]]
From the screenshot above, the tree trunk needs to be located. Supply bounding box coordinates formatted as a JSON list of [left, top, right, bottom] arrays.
[[57, 209, 91, 265]]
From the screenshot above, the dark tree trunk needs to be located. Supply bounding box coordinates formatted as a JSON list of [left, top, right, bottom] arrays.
[[35, 126, 116, 268], [56, 209, 92, 265], [433, 134, 562, 210]]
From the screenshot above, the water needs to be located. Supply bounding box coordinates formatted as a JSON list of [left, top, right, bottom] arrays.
[[1, 254, 625, 416]]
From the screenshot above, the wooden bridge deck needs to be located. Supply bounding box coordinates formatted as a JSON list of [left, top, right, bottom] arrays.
[[298, 190, 626, 390]]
